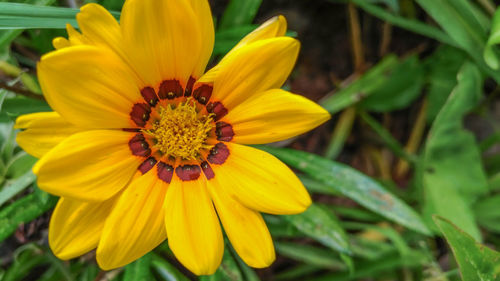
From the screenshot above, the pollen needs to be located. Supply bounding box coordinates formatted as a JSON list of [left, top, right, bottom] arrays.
[[144, 99, 214, 160]]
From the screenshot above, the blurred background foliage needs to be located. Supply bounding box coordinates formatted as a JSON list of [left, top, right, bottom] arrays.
[[0, 0, 499, 280]]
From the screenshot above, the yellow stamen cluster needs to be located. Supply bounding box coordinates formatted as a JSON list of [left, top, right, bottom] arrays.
[[145, 99, 214, 160]]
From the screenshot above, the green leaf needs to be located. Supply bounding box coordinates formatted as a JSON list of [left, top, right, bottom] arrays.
[[0, 170, 35, 207], [275, 242, 346, 270], [151, 253, 189, 281], [484, 8, 500, 69], [422, 62, 488, 241], [359, 55, 424, 112], [5, 152, 37, 179], [0, 188, 57, 242], [123, 252, 153, 281], [0, 2, 120, 29], [0, 96, 51, 122], [200, 247, 243, 281], [424, 46, 467, 122], [347, 0, 457, 47], [474, 194, 500, 233], [219, 0, 263, 30], [285, 203, 350, 254], [433, 216, 500, 281], [258, 146, 431, 235]]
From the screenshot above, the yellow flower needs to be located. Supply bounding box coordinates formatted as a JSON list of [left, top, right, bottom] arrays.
[[15, 0, 330, 275]]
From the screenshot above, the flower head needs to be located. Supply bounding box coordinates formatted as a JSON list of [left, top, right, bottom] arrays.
[[15, 0, 330, 275]]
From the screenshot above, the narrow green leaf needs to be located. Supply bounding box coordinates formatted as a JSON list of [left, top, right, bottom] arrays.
[[484, 8, 500, 69], [123, 252, 153, 281], [0, 96, 51, 122], [151, 253, 189, 281], [285, 203, 350, 254], [422, 62, 487, 241], [5, 152, 37, 179], [0, 189, 57, 242], [200, 247, 243, 281], [320, 55, 399, 114], [219, 0, 263, 29], [275, 242, 346, 270], [433, 216, 500, 281], [258, 146, 431, 235], [0, 170, 35, 207], [0, 3, 120, 29]]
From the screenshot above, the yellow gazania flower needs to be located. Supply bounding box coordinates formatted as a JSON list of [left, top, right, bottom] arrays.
[[14, 0, 330, 275]]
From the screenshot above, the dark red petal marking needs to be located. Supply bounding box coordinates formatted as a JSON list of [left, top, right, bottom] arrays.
[[141, 87, 159, 107], [215, 122, 234, 142], [206, 102, 228, 121], [175, 165, 201, 181], [207, 142, 230, 165], [157, 161, 174, 183], [184, 77, 196, 97], [128, 133, 151, 157], [130, 103, 151, 127], [158, 80, 183, 100], [139, 157, 157, 174], [201, 161, 215, 180], [122, 128, 141, 132], [193, 84, 213, 105]]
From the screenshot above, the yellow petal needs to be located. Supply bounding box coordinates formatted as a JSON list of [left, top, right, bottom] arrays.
[[66, 24, 88, 46], [165, 176, 223, 275], [49, 196, 116, 260], [223, 89, 330, 144], [34, 130, 141, 201], [97, 170, 167, 270], [187, 0, 214, 78], [199, 16, 288, 83], [213, 143, 311, 214], [231, 15, 287, 56], [38, 45, 142, 128], [15, 112, 81, 158], [120, 0, 205, 88], [201, 37, 300, 109], [208, 180, 275, 268], [52, 37, 70, 50], [76, 4, 121, 52]]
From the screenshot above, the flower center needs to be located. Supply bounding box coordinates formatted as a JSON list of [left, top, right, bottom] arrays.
[[144, 99, 214, 160]]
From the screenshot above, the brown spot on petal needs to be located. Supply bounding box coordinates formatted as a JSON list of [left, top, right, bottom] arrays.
[[175, 165, 201, 181], [184, 77, 196, 97], [141, 87, 159, 107], [206, 102, 228, 121], [130, 103, 151, 127], [157, 161, 174, 183], [139, 157, 157, 174], [207, 143, 230, 165], [158, 80, 183, 100], [128, 133, 151, 157], [201, 161, 214, 180], [216, 122, 234, 142], [193, 84, 213, 105]]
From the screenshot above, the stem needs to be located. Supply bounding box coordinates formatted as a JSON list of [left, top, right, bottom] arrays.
[[0, 81, 45, 101], [325, 107, 356, 159]]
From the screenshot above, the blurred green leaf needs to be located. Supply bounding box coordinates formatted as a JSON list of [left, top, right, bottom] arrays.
[[5, 152, 36, 179], [200, 247, 243, 281], [423, 46, 466, 122], [0, 188, 57, 242], [123, 253, 153, 281], [484, 8, 500, 69], [219, 0, 263, 30], [0, 2, 120, 29], [422, 62, 487, 241], [259, 146, 431, 235], [285, 203, 350, 254], [0, 96, 51, 122], [474, 194, 500, 233], [213, 25, 256, 57], [434, 216, 500, 281], [0, 170, 35, 207], [320, 55, 398, 114], [275, 242, 346, 270], [359, 55, 424, 112], [347, 0, 457, 46], [151, 253, 189, 281]]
